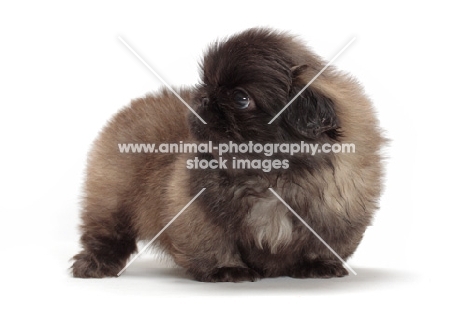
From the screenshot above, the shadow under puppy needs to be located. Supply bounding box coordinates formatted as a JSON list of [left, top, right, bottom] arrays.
[[72, 28, 384, 282]]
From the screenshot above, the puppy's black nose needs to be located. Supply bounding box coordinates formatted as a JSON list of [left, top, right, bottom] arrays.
[[201, 97, 209, 107]]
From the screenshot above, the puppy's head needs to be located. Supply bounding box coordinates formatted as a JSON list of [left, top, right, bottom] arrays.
[[189, 28, 340, 145]]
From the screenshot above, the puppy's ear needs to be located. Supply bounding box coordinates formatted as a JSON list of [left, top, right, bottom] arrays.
[[282, 67, 340, 140]]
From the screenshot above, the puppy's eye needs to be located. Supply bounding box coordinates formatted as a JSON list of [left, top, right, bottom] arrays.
[[233, 89, 252, 109]]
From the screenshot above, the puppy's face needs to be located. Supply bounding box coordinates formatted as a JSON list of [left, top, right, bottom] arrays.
[[189, 29, 340, 146]]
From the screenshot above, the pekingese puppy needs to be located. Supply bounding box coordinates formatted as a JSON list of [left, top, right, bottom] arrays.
[[72, 28, 384, 282]]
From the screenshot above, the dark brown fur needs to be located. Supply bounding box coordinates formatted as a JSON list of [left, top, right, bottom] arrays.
[[72, 28, 384, 282]]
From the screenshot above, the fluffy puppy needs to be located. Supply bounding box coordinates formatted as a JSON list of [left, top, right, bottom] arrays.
[[72, 28, 384, 282]]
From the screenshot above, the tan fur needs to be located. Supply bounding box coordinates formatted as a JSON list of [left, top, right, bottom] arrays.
[[246, 197, 293, 253]]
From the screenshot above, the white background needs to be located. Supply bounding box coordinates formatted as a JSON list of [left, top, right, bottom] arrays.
[[1, 0, 467, 309]]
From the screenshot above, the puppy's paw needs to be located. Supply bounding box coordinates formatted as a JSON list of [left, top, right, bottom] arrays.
[[71, 253, 121, 278], [195, 267, 261, 282], [290, 259, 349, 279]]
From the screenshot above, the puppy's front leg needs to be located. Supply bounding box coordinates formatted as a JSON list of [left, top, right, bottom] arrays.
[[190, 265, 260, 283], [164, 203, 260, 282], [289, 258, 348, 279]]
